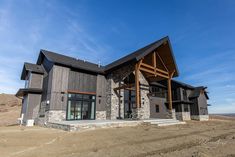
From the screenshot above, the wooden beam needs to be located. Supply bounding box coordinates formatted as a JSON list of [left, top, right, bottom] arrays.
[[153, 51, 157, 75], [135, 62, 140, 108], [157, 53, 169, 72], [156, 67, 169, 75], [140, 62, 155, 70], [167, 78, 172, 112], [167, 71, 175, 113], [67, 90, 96, 95], [139, 67, 155, 75]]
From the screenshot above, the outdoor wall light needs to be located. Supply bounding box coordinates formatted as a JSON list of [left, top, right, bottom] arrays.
[[46, 100, 50, 105]]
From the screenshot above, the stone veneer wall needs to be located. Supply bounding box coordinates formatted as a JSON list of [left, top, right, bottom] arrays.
[[191, 115, 209, 121], [96, 111, 106, 120], [175, 112, 191, 121], [45, 110, 66, 122], [107, 62, 135, 120], [132, 72, 150, 119]]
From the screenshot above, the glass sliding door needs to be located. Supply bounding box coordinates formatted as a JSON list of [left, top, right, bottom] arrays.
[[67, 93, 96, 120]]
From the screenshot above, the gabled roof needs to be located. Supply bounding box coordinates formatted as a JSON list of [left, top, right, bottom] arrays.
[[105, 36, 179, 77], [158, 79, 195, 89], [189, 86, 209, 99], [21, 62, 44, 80], [35, 36, 178, 76], [37, 49, 105, 74]]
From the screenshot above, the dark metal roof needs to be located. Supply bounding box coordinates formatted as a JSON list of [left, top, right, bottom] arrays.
[[37, 49, 105, 74], [189, 86, 209, 99], [104, 36, 179, 77], [21, 62, 44, 80], [150, 82, 166, 88], [171, 80, 195, 89], [15, 88, 43, 97], [36, 36, 179, 76], [157, 79, 195, 89]]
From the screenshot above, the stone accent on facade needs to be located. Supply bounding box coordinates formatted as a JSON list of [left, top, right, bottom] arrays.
[[105, 78, 112, 119], [45, 110, 66, 122], [175, 112, 191, 121], [96, 111, 107, 120], [132, 72, 150, 119], [191, 115, 209, 121], [107, 63, 135, 120]]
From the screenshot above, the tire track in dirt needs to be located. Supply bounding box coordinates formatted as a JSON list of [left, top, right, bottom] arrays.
[[129, 131, 235, 157]]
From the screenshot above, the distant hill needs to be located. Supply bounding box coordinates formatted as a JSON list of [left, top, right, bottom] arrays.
[[0, 94, 22, 126]]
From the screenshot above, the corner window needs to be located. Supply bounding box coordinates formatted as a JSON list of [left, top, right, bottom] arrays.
[[155, 104, 160, 113], [184, 105, 189, 112]]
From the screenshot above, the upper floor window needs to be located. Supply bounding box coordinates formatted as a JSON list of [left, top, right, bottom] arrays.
[[155, 104, 160, 113], [24, 73, 31, 88], [183, 89, 187, 100]]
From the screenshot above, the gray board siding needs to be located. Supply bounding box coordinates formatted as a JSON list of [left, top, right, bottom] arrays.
[[96, 75, 107, 111], [49, 65, 69, 111], [29, 73, 43, 89], [68, 70, 97, 93], [197, 94, 208, 115]]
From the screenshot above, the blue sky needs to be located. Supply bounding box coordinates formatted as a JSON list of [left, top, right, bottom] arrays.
[[0, 0, 235, 113]]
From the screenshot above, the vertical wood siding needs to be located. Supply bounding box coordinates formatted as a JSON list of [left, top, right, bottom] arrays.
[[68, 70, 97, 93], [49, 65, 70, 111], [96, 75, 107, 111]]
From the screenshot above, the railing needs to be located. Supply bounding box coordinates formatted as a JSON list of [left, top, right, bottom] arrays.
[[148, 92, 167, 98]]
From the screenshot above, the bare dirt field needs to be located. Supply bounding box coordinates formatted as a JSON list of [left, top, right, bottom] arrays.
[[0, 94, 21, 126], [0, 117, 235, 157]]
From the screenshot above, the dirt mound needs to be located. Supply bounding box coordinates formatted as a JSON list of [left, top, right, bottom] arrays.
[[0, 94, 21, 107], [0, 94, 22, 126]]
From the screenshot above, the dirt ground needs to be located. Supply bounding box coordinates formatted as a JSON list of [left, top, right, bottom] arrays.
[[0, 118, 235, 157]]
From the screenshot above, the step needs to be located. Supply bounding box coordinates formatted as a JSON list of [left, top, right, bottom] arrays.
[[157, 121, 186, 126]]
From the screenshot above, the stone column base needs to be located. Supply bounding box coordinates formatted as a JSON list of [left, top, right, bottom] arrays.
[[45, 110, 66, 123], [96, 111, 106, 120], [191, 115, 209, 121]]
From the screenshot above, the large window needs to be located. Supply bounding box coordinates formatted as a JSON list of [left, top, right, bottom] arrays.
[[67, 93, 96, 120]]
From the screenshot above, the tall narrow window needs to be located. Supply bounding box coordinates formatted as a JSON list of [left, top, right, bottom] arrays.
[[155, 104, 160, 113]]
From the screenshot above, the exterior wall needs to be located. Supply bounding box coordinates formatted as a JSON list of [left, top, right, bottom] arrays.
[[37, 65, 69, 123], [175, 112, 191, 121], [68, 70, 97, 93], [22, 94, 41, 123], [29, 73, 43, 89], [44, 110, 66, 122], [108, 62, 135, 120], [49, 65, 69, 121], [149, 97, 168, 119], [49, 65, 69, 111], [96, 111, 106, 120], [189, 98, 199, 115], [133, 72, 150, 119], [96, 74, 107, 119], [191, 115, 209, 121], [197, 93, 208, 115], [21, 95, 28, 122]]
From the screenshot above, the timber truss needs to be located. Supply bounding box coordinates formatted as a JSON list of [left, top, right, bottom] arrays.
[[114, 50, 175, 113]]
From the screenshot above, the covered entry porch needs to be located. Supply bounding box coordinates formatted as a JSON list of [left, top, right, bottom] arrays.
[[111, 37, 179, 120]]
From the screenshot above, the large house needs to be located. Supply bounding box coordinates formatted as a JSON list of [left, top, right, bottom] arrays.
[[16, 36, 209, 126]]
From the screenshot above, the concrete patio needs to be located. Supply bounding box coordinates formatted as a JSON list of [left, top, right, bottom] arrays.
[[45, 119, 185, 131]]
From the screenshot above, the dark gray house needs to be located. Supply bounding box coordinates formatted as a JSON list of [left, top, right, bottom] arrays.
[[16, 36, 209, 126]]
